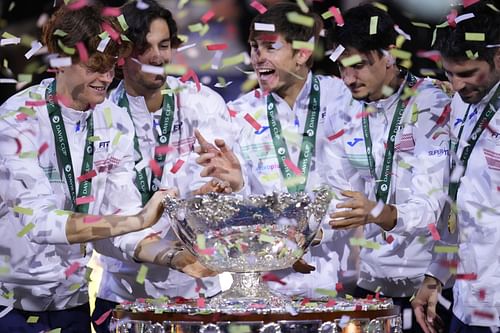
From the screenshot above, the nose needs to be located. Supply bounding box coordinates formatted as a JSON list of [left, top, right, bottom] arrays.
[[449, 75, 466, 92], [251, 46, 265, 64], [97, 69, 114, 83], [341, 67, 357, 86]]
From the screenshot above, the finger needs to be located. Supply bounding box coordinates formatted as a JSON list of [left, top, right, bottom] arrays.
[[200, 165, 217, 178], [194, 129, 210, 147], [336, 199, 362, 209], [195, 152, 216, 165], [329, 217, 365, 229], [330, 208, 365, 220], [340, 190, 358, 198], [414, 304, 432, 333]]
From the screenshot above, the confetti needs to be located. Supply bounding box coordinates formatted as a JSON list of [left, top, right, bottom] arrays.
[[136, 265, 148, 284], [328, 129, 345, 141], [13, 206, 33, 215], [370, 200, 384, 218], [244, 113, 262, 131], [170, 159, 184, 174], [369, 16, 379, 35], [286, 12, 314, 27], [177, 43, 196, 52], [78, 170, 97, 182], [196, 234, 206, 250], [17, 223, 35, 237], [94, 309, 112, 325], [64, 262, 81, 278], [25, 100, 46, 107], [75, 195, 95, 205], [254, 23, 275, 32], [262, 272, 286, 285], [427, 223, 440, 240], [389, 49, 412, 60], [437, 293, 451, 309], [83, 215, 101, 224], [0, 306, 13, 319], [149, 159, 162, 177], [222, 52, 246, 68], [97, 37, 110, 52], [329, 6, 344, 26], [465, 32, 485, 42], [455, 13, 475, 24], [24, 41, 43, 59], [164, 64, 188, 76], [250, 1, 267, 14], [101, 7, 121, 17], [411, 21, 432, 29], [315, 288, 338, 297], [101, 22, 120, 41], [0, 37, 21, 46], [180, 68, 201, 92], [463, 0, 480, 7], [103, 107, 113, 128], [197, 296, 206, 308], [154, 145, 174, 155], [201, 10, 215, 24], [434, 245, 458, 253], [329, 44, 345, 62], [50, 57, 72, 68], [292, 40, 314, 51], [340, 55, 362, 67], [206, 43, 228, 51], [38, 142, 49, 156], [402, 308, 412, 330], [456, 273, 477, 280], [75, 42, 89, 63], [284, 159, 302, 176], [141, 63, 164, 75]]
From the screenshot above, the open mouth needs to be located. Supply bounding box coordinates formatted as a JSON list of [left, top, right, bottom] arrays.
[[89, 85, 106, 92], [257, 68, 276, 80]]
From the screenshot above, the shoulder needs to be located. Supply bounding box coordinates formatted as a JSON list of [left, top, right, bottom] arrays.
[[227, 89, 265, 113], [411, 77, 451, 111]]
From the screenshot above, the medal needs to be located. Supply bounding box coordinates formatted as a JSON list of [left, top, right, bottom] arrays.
[[448, 210, 457, 234]]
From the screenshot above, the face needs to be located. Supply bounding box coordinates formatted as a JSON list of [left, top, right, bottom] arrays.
[[338, 48, 391, 101], [442, 57, 500, 104], [249, 33, 306, 95], [57, 62, 114, 110], [123, 18, 172, 92]]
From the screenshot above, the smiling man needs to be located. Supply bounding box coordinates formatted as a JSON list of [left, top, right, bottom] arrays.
[[412, 3, 500, 333], [325, 4, 452, 332], [194, 2, 360, 298]]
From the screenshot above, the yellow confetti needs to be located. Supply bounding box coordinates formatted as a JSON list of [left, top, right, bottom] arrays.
[[17, 223, 35, 237], [321, 11, 333, 20], [69, 283, 81, 291], [369, 16, 378, 35], [284, 175, 306, 188], [296, 0, 309, 13], [164, 64, 187, 76], [1, 31, 17, 39], [178, 34, 188, 43], [57, 39, 75, 55], [178, 0, 189, 10], [46, 329, 61, 333], [465, 32, 485, 42], [465, 50, 479, 60], [53, 29, 68, 37], [372, 2, 388, 12], [292, 40, 314, 51], [188, 23, 203, 32], [434, 245, 458, 253], [381, 85, 394, 97], [19, 152, 37, 159], [396, 35, 406, 49], [340, 54, 362, 67], [241, 78, 258, 93], [222, 53, 246, 68], [13, 206, 33, 215], [117, 14, 128, 31], [411, 104, 419, 123], [389, 49, 412, 60], [411, 22, 432, 29], [26, 316, 39, 324], [0, 267, 9, 275], [112, 131, 123, 146], [54, 209, 72, 216], [88, 136, 102, 142], [196, 234, 206, 249], [17, 74, 32, 83], [18, 106, 35, 117], [98, 31, 109, 40], [136, 264, 148, 284], [286, 11, 314, 28], [315, 288, 338, 297], [103, 107, 112, 128]]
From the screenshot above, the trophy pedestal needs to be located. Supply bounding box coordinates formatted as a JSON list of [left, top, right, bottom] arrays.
[[209, 272, 288, 311]]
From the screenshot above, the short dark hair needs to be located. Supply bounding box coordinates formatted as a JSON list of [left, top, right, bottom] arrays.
[[42, 2, 131, 73], [121, 0, 182, 55], [434, 2, 500, 65], [249, 2, 323, 67], [329, 4, 397, 54]]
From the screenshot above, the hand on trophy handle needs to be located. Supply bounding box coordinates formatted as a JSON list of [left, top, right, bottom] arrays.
[[192, 178, 233, 196], [140, 188, 179, 228], [411, 275, 444, 333], [194, 129, 244, 192]]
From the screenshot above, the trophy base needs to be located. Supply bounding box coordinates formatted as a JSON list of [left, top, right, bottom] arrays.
[[208, 272, 289, 312]]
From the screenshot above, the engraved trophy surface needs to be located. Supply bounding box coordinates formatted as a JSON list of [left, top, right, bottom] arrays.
[[163, 186, 332, 312]]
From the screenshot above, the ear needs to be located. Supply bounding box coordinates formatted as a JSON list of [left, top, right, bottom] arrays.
[[295, 48, 313, 66], [494, 48, 500, 71], [384, 44, 397, 68]]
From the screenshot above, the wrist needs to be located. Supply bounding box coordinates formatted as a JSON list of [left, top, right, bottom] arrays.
[[375, 204, 397, 231]]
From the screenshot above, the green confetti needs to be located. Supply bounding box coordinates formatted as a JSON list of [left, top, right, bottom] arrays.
[[26, 316, 39, 324], [0, 267, 10, 275], [120, 34, 130, 42], [136, 264, 148, 284], [321, 11, 333, 20], [372, 2, 388, 12], [197, 234, 206, 249], [54, 209, 72, 216], [17, 223, 35, 237], [29, 92, 42, 100], [434, 245, 458, 253], [465, 32, 485, 42], [69, 283, 81, 291], [188, 23, 203, 32], [103, 107, 113, 128], [117, 14, 129, 31], [112, 131, 123, 146], [57, 39, 75, 55], [53, 29, 68, 37], [398, 160, 412, 169], [1, 31, 17, 39], [292, 40, 314, 51], [18, 74, 32, 83], [340, 54, 362, 67], [390, 49, 412, 60], [164, 64, 187, 75], [19, 151, 38, 159], [314, 288, 338, 297], [228, 324, 252, 333], [258, 234, 275, 243], [286, 11, 314, 27], [98, 31, 109, 40], [411, 21, 432, 29], [18, 106, 36, 117], [13, 206, 33, 216], [465, 50, 479, 60], [296, 0, 309, 13], [46, 329, 62, 333], [411, 103, 419, 123], [369, 16, 379, 35], [222, 53, 246, 68], [88, 136, 102, 142]]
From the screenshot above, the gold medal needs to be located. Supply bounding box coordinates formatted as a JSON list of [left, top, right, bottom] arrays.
[[448, 211, 457, 234]]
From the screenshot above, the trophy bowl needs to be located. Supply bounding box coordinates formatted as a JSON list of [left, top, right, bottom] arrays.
[[163, 186, 332, 312]]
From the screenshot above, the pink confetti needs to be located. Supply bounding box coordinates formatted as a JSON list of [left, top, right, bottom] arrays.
[[201, 9, 215, 24], [355, 111, 371, 119], [64, 262, 81, 278], [67, 0, 88, 10], [427, 223, 441, 240], [446, 9, 457, 28], [285, 159, 303, 176], [336, 283, 343, 291], [456, 273, 478, 280], [154, 144, 174, 155], [77, 169, 97, 182], [479, 289, 486, 300], [228, 108, 237, 118], [197, 297, 206, 308], [328, 129, 345, 141], [75, 42, 89, 63], [262, 272, 286, 285], [472, 310, 495, 320], [326, 299, 336, 307], [436, 104, 451, 126], [206, 43, 228, 51], [250, 0, 267, 14], [75, 195, 95, 205], [329, 6, 344, 26], [386, 234, 395, 244], [438, 259, 459, 269], [38, 142, 49, 156], [195, 246, 215, 256], [149, 159, 162, 177], [117, 57, 125, 67], [170, 159, 184, 174], [254, 89, 261, 99], [83, 215, 101, 224], [180, 68, 201, 92], [101, 22, 120, 41], [243, 113, 262, 131], [25, 100, 46, 107], [416, 50, 441, 63], [94, 309, 112, 326], [101, 7, 121, 17], [257, 34, 279, 42], [16, 113, 28, 121], [463, 0, 480, 8], [300, 298, 311, 306]]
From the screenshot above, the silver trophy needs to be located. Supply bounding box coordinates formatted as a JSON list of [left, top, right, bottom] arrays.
[[163, 186, 332, 312]]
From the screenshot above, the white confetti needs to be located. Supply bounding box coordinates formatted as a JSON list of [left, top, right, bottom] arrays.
[[254, 23, 275, 32], [177, 43, 196, 52], [394, 25, 412, 40], [211, 50, 224, 70], [97, 37, 110, 52], [0, 305, 13, 318], [24, 41, 43, 59], [120, 278, 133, 294], [455, 13, 475, 24], [141, 64, 164, 75], [329, 44, 345, 62], [1, 37, 21, 46], [370, 200, 385, 218], [136, 0, 149, 10], [0, 78, 17, 84], [339, 315, 350, 328], [402, 308, 412, 330], [450, 164, 464, 182], [214, 81, 232, 88], [49, 57, 72, 68]]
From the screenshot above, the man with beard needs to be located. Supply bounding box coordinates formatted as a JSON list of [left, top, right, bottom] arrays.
[[412, 3, 500, 333]]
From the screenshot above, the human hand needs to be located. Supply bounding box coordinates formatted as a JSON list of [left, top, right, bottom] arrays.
[[171, 249, 218, 278], [292, 258, 315, 274], [192, 178, 233, 196], [411, 275, 444, 333], [141, 188, 179, 228]]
